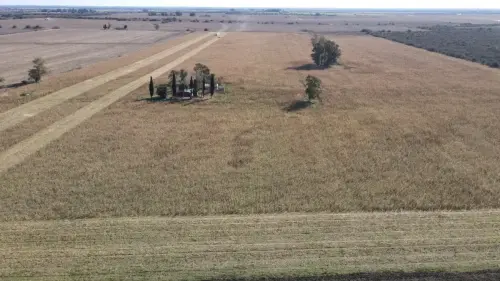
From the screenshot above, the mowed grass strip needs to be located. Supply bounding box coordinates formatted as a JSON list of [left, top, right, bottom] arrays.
[[0, 32, 215, 132], [0, 35, 215, 151], [1, 211, 499, 280]]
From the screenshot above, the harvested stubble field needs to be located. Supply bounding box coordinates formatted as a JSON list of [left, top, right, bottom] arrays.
[[97, 11, 500, 32], [1, 211, 500, 280], [0, 18, 181, 34], [0, 31, 201, 112], [1, 30, 500, 280], [0, 28, 178, 85], [0, 33, 216, 152], [1, 32, 500, 220]]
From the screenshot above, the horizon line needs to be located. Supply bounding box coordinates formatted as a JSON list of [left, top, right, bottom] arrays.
[[1, 5, 500, 10]]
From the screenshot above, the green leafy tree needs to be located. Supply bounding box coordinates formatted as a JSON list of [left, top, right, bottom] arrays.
[[28, 57, 49, 83], [303, 75, 322, 101], [193, 63, 210, 79], [170, 71, 177, 97], [149, 76, 154, 98], [168, 70, 178, 84], [202, 76, 206, 96], [195, 63, 210, 96], [311, 35, 341, 68], [179, 69, 187, 91], [210, 74, 215, 96], [193, 79, 198, 97], [168, 70, 179, 95], [189, 76, 194, 90], [157, 85, 167, 98]]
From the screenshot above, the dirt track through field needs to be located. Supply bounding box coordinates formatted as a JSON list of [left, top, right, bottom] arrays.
[[0, 32, 214, 133], [0, 34, 226, 174], [1, 210, 499, 280]]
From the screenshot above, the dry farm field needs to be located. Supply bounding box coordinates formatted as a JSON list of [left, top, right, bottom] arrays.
[[1, 27, 500, 280], [0, 18, 180, 34], [4, 12, 500, 37], [2, 211, 500, 280], [0, 31, 202, 112], [0, 28, 177, 84], [1, 32, 500, 218], [93, 11, 500, 32]]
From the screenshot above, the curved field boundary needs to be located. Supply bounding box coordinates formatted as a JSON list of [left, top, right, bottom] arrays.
[[0, 32, 215, 133], [0, 34, 226, 175], [0, 210, 499, 280]]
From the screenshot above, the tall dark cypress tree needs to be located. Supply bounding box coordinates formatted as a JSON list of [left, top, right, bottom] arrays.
[[189, 76, 194, 90], [149, 76, 154, 99], [210, 74, 215, 97], [202, 76, 206, 96], [172, 72, 177, 97], [193, 79, 198, 97]]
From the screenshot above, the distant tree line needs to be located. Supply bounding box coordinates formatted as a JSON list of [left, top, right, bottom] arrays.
[[364, 25, 500, 68], [0, 8, 102, 19], [40, 8, 97, 13], [263, 9, 283, 13], [148, 11, 182, 16]]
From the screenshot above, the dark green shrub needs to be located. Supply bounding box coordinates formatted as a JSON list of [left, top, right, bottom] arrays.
[[157, 84, 168, 98]]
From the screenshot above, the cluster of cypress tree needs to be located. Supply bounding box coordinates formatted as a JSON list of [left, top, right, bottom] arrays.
[[147, 67, 218, 100]]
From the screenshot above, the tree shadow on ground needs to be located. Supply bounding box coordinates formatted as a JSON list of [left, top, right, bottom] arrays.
[[286, 63, 327, 71], [286, 63, 353, 71], [283, 100, 312, 112], [136, 96, 210, 105], [0, 80, 34, 90], [136, 96, 167, 102], [203, 269, 500, 281], [181, 97, 210, 106]]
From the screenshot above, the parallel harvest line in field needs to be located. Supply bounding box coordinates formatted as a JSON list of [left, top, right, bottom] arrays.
[[0, 34, 226, 174], [0, 32, 215, 133], [0, 210, 499, 280]]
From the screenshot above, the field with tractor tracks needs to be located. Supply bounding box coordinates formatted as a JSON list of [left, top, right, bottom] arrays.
[[0, 30, 499, 280], [0, 29, 179, 85]]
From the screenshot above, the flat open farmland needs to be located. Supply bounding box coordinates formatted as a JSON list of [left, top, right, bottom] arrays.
[[92, 12, 500, 33], [1, 211, 500, 280], [0, 31, 204, 113], [0, 18, 175, 34], [1, 32, 500, 221], [0, 29, 176, 84], [1, 28, 500, 280]]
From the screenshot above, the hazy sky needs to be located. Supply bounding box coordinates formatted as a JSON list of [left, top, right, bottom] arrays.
[[1, 0, 500, 9]]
